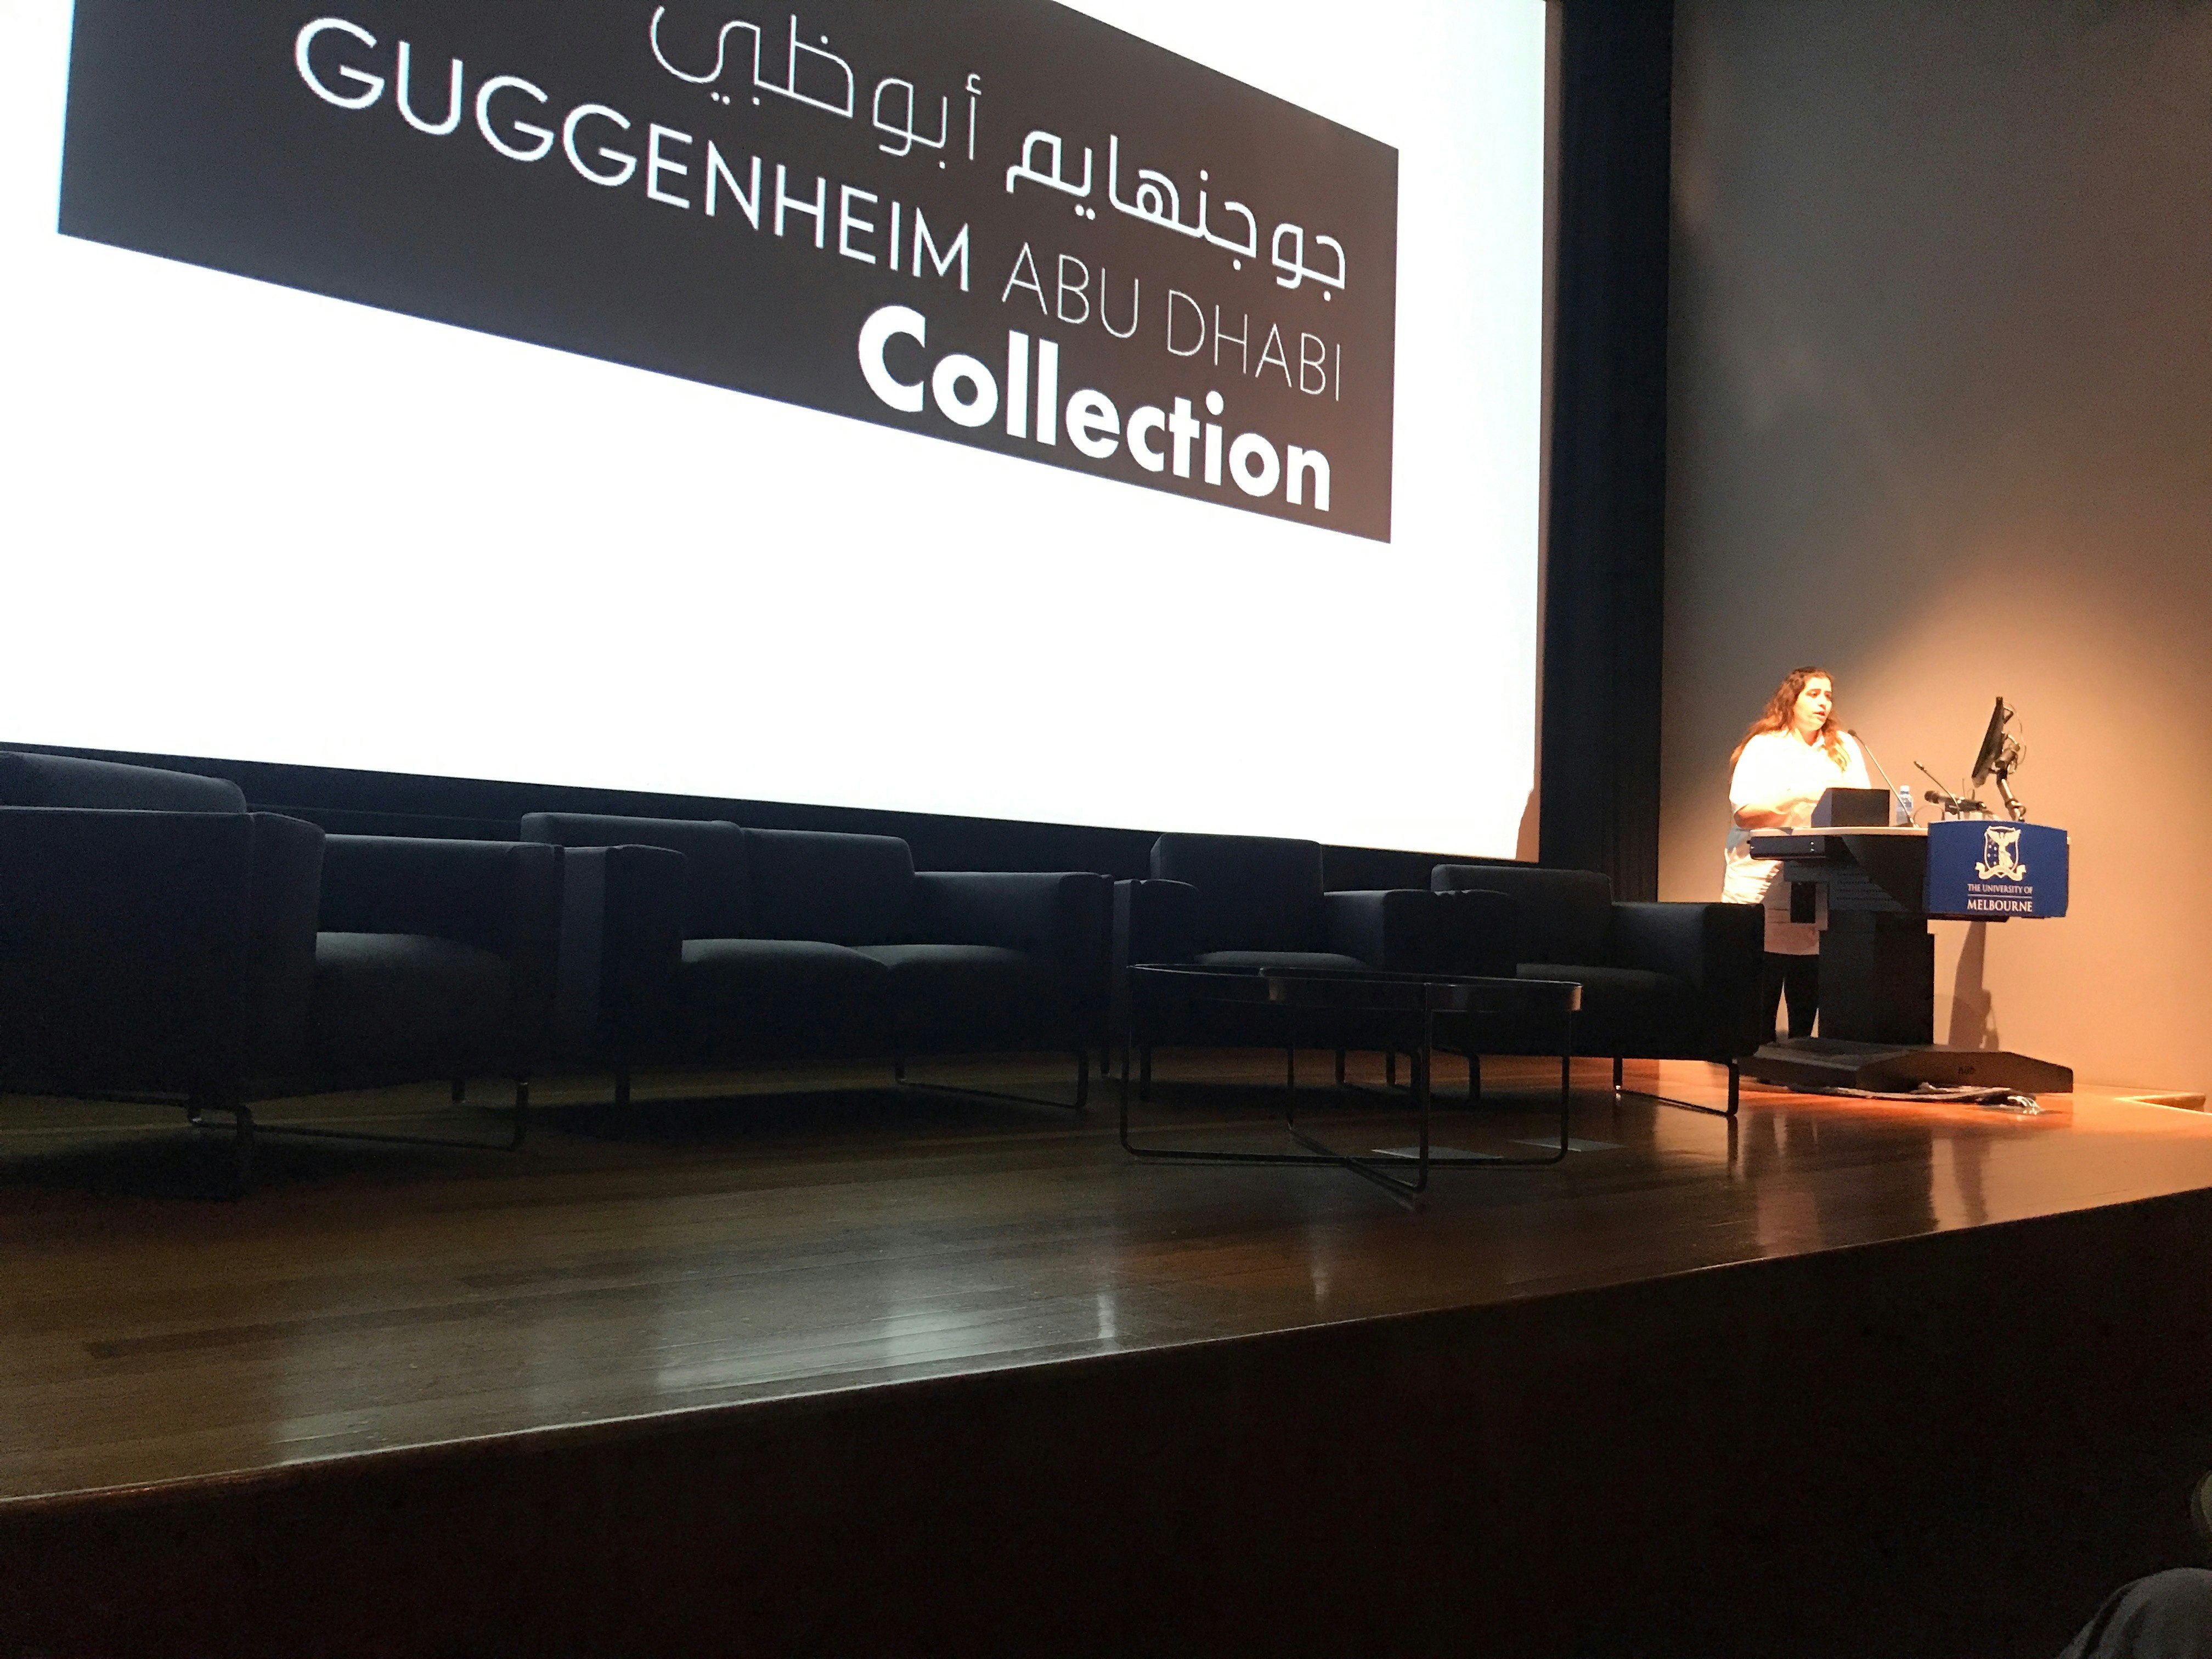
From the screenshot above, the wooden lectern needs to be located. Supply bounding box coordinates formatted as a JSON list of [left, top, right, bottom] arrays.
[[1743, 788, 2072, 1093]]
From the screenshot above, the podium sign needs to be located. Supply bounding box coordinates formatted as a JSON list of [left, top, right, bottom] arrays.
[[1924, 821, 2068, 920]]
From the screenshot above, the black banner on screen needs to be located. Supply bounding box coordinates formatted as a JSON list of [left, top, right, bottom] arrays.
[[58, 1, 1398, 541]]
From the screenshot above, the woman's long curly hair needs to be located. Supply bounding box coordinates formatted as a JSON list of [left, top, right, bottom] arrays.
[[1732, 667, 1846, 768]]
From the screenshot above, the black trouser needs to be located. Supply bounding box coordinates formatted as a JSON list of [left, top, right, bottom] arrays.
[[1761, 952, 1819, 1040]]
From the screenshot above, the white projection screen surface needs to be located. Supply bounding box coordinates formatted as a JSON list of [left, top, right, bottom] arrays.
[[1, 0, 1548, 854]]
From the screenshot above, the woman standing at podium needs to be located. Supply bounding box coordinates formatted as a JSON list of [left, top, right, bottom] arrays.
[[1723, 667, 1872, 1039]]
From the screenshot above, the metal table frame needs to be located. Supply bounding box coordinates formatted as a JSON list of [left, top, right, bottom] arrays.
[[1119, 964, 1582, 1205]]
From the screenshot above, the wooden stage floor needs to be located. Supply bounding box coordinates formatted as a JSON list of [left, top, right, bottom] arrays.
[[4, 1053, 2211, 1657]]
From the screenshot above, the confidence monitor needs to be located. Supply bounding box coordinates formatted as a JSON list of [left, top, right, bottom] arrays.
[[0, 2, 1549, 856], [1970, 696, 2029, 820], [1970, 697, 2013, 789], [1920, 697, 2028, 822]]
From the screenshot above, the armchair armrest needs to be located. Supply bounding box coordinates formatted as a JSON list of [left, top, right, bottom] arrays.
[[1612, 901, 1766, 1058], [1112, 878, 1201, 970], [1110, 878, 1201, 1054], [552, 844, 685, 1062], [0, 807, 323, 1094], [907, 871, 1111, 1013], [245, 812, 328, 1083], [1610, 901, 1749, 986], [319, 837, 563, 1072], [907, 871, 1105, 953], [1426, 888, 1519, 979], [1323, 888, 1454, 972]]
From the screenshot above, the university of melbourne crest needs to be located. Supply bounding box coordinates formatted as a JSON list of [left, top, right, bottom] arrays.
[[1974, 825, 2027, 883]]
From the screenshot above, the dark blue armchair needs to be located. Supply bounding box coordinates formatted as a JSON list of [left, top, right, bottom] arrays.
[[520, 814, 1110, 1111], [0, 751, 557, 1188]]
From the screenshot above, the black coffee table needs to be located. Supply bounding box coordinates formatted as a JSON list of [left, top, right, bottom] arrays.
[[1119, 963, 1582, 1204]]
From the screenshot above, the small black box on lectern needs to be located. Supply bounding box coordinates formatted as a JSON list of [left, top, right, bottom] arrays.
[[1811, 787, 1892, 827]]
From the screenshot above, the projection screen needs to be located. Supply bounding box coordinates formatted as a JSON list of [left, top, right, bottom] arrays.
[[0, 0, 1548, 854]]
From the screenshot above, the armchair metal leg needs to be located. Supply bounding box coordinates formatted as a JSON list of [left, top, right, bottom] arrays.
[[231, 1103, 256, 1199], [1613, 1056, 1624, 1091], [1615, 1059, 1742, 1119], [1336, 1043, 1476, 1109], [895, 1051, 1089, 1114], [451, 1078, 467, 1104], [238, 1074, 537, 1155], [186, 1093, 256, 1198]]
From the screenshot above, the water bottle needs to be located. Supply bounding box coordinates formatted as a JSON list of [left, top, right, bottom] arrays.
[[1895, 785, 1914, 826]]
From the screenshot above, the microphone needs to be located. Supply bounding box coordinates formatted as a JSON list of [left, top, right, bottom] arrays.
[[1847, 729, 1915, 826]]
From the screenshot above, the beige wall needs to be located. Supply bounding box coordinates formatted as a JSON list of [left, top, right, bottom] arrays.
[[1664, 0, 2212, 1092]]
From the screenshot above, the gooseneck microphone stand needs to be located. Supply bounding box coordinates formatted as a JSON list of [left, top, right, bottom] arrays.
[[1846, 729, 1915, 826]]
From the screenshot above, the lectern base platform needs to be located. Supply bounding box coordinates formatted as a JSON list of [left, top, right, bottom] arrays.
[[1747, 1039, 2074, 1095]]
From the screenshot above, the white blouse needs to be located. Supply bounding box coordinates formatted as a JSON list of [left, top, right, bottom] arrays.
[[1722, 729, 1872, 954]]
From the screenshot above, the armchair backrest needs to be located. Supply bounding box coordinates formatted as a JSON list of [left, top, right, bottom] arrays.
[[1431, 864, 1614, 965], [742, 828, 914, 945], [0, 751, 246, 813], [520, 814, 918, 945], [1149, 834, 1325, 953], [521, 814, 750, 940]]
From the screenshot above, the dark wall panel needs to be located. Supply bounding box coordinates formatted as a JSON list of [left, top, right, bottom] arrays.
[[1541, 0, 1674, 896]]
